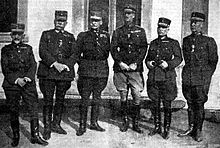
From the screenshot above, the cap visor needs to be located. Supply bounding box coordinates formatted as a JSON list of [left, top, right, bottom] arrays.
[[158, 23, 169, 27], [90, 16, 102, 20], [190, 17, 204, 21]]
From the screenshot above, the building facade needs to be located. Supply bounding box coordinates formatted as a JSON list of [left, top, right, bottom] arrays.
[[0, 0, 220, 109]]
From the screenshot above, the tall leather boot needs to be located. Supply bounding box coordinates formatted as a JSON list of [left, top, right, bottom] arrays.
[[76, 105, 88, 136], [132, 104, 143, 133], [163, 108, 172, 139], [194, 105, 205, 142], [90, 105, 105, 132], [30, 119, 48, 146], [42, 106, 52, 140], [51, 103, 67, 135], [148, 103, 161, 136], [177, 108, 195, 137], [10, 114, 20, 147], [120, 101, 129, 132]]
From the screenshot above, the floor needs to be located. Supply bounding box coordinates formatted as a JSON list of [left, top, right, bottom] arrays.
[[0, 103, 220, 148]]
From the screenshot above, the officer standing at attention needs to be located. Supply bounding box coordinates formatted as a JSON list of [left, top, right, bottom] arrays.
[[177, 12, 218, 142], [145, 18, 182, 139], [76, 10, 110, 136], [37, 10, 77, 140], [111, 4, 148, 134], [1, 23, 48, 147]]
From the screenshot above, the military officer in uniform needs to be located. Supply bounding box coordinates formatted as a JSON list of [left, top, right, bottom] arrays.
[[1, 23, 48, 147], [75, 10, 110, 136], [177, 12, 218, 142], [37, 10, 77, 140], [145, 18, 182, 139], [111, 5, 148, 134]]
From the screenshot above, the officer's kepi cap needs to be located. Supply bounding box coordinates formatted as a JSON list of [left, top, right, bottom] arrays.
[[158, 17, 171, 28], [123, 4, 136, 13], [11, 23, 25, 34], [55, 10, 68, 21], [191, 12, 205, 22], [90, 10, 102, 21]]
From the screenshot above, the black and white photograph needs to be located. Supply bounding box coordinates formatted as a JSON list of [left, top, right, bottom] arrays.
[[0, 0, 220, 147]]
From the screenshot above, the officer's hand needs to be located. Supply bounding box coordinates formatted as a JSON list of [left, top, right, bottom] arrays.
[[159, 60, 168, 69], [129, 63, 137, 70], [119, 62, 130, 71], [53, 62, 65, 73], [24, 77, 32, 82], [16, 78, 26, 87], [63, 64, 70, 72], [146, 61, 155, 69]]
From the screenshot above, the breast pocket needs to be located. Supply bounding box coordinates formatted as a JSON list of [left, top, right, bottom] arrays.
[[132, 33, 141, 44]]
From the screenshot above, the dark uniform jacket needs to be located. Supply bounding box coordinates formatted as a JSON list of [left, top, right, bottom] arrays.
[[37, 29, 77, 81], [182, 33, 218, 86], [111, 24, 148, 72], [145, 36, 182, 82], [1, 42, 37, 90], [76, 29, 110, 78]]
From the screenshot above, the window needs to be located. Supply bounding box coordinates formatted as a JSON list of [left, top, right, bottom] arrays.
[[0, 0, 18, 32], [0, 0, 28, 43]]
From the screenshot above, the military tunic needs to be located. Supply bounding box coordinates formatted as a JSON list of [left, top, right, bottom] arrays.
[[76, 29, 110, 78], [182, 33, 218, 104], [146, 36, 182, 101], [1, 42, 39, 118], [182, 34, 218, 87], [111, 24, 148, 72], [76, 29, 110, 101], [37, 29, 77, 81]]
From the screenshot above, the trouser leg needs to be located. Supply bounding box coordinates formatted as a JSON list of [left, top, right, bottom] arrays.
[[177, 105, 195, 137], [42, 106, 52, 140], [5, 90, 20, 147], [90, 93, 105, 132], [51, 81, 70, 135], [76, 101, 88, 136], [131, 104, 143, 133], [10, 112, 20, 147], [148, 101, 161, 136], [163, 101, 172, 139], [194, 103, 205, 142], [39, 79, 54, 139], [119, 91, 129, 132]]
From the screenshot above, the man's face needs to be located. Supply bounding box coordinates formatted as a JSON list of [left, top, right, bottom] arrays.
[[11, 32, 24, 44], [157, 25, 169, 36], [54, 19, 67, 31], [123, 11, 135, 24], [90, 18, 102, 30], [190, 20, 203, 33]]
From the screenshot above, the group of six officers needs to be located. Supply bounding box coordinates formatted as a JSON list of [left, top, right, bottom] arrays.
[[1, 4, 218, 147]]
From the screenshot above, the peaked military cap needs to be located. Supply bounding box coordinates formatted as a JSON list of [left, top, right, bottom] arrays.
[[123, 4, 136, 13], [158, 17, 171, 27], [191, 12, 205, 22], [55, 10, 68, 21], [90, 10, 102, 20], [11, 23, 25, 32]]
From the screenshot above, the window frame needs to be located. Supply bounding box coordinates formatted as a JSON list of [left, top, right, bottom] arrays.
[[0, 0, 28, 43]]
